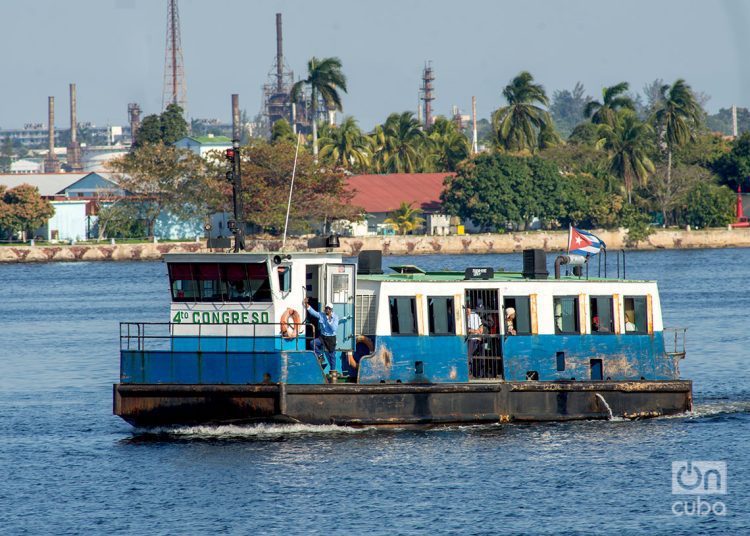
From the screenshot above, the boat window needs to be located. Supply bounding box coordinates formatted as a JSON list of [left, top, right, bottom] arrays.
[[553, 296, 579, 334], [224, 263, 272, 302], [389, 296, 418, 335], [428, 296, 455, 335], [168, 262, 271, 303], [277, 265, 292, 294], [169, 263, 199, 302], [196, 263, 224, 302], [624, 296, 648, 334], [590, 296, 614, 334], [503, 296, 531, 335]]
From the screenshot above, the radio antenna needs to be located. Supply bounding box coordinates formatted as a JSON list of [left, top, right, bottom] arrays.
[[282, 133, 302, 250]]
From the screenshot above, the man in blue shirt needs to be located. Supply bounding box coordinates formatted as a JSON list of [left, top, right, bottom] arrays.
[[305, 299, 339, 372]]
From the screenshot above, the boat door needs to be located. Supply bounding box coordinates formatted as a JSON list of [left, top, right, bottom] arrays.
[[324, 263, 356, 352], [465, 288, 504, 379]]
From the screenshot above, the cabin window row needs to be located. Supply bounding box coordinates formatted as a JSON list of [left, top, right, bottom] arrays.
[[168, 262, 287, 303], [386, 294, 649, 336], [553, 295, 648, 335]]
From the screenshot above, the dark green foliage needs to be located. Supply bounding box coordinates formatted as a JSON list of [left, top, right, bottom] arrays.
[[271, 119, 297, 145], [492, 71, 554, 152], [712, 133, 750, 189], [681, 182, 736, 228], [559, 172, 624, 228], [567, 122, 600, 146], [584, 82, 635, 126], [133, 104, 188, 148], [440, 153, 562, 230], [617, 202, 653, 245], [549, 82, 591, 138]]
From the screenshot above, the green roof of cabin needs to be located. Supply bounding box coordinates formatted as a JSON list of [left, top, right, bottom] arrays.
[[188, 136, 232, 145]]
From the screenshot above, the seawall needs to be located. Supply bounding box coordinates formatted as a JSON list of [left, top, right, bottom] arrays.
[[2, 228, 750, 263]]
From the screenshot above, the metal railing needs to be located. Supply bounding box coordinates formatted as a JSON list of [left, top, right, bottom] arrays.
[[469, 334, 504, 379], [663, 327, 687, 359], [119, 322, 316, 353]]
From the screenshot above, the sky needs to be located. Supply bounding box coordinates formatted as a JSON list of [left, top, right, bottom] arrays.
[[2, 0, 750, 130]]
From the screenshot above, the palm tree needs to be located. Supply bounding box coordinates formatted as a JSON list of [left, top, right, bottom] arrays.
[[584, 82, 635, 126], [599, 110, 655, 203], [427, 117, 471, 171], [317, 116, 370, 170], [374, 112, 429, 173], [652, 79, 704, 216], [290, 57, 347, 157], [384, 201, 425, 234], [492, 71, 553, 152]]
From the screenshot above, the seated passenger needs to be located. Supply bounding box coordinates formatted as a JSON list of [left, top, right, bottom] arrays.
[[625, 312, 636, 332], [230, 281, 250, 300], [505, 307, 517, 336]]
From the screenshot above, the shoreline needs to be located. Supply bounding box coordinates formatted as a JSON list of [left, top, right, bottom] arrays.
[[2, 227, 750, 263]]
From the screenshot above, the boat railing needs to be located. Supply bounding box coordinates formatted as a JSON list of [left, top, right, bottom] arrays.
[[119, 322, 315, 354], [663, 327, 687, 359]]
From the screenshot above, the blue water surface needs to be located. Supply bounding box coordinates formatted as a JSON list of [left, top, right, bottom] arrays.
[[0, 249, 748, 535]]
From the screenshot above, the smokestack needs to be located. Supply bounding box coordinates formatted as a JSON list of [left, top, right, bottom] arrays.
[[732, 104, 738, 138], [472, 96, 478, 154], [276, 13, 283, 93], [70, 84, 77, 144], [66, 84, 83, 171], [128, 103, 142, 146], [232, 94, 240, 141], [44, 96, 60, 173]]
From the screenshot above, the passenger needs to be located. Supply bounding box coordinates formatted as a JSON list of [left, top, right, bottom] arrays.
[[304, 298, 339, 371], [505, 307, 517, 336], [466, 306, 484, 356], [625, 312, 637, 332], [592, 314, 600, 332], [230, 281, 250, 300]]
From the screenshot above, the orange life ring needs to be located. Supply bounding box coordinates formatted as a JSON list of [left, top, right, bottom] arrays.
[[280, 308, 301, 339]]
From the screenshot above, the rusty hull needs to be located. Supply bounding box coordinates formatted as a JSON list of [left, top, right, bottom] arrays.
[[114, 380, 692, 427]]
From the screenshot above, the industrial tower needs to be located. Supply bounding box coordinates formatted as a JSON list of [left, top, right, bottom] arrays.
[[420, 62, 435, 130], [162, 0, 187, 114]]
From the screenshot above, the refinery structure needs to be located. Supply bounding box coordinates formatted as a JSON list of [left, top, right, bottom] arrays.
[[0, 1, 471, 174]]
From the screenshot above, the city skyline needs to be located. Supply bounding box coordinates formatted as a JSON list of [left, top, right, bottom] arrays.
[[2, 0, 750, 130]]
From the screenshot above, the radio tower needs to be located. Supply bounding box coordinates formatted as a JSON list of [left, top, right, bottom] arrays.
[[420, 61, 435, 130], [162, 0, 187, 114]]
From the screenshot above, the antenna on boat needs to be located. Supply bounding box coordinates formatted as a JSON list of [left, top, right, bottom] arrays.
[[282, 132, 303, 250]]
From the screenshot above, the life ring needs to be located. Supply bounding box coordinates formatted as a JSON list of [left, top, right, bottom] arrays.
[[280, 308, 301, 339]]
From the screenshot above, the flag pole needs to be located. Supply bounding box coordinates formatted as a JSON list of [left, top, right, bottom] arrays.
[[567, 224, 571, 256]]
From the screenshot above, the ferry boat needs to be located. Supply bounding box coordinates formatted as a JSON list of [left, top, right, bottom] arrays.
[[113, 246, 691, 426]]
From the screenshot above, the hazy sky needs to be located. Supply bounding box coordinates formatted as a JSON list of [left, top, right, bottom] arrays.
[[3, 0, 750, 130]]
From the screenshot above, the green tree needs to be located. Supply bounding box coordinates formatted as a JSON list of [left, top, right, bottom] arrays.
[[681, 182, 735, 228], [0, 184, 55, 240], [271, 119, 298, 145], [652, 79, 704, 215], [383, 202, 425, 235], [567, 122, 600, 146], [492, 71, 553, 153], [549, 82, 591, 137], [318, 116, 370, 170], [712, 132, 750, 189], [290, 57, 347, 158], [599, 110, 655, 203], [441, 153, 563, 230], [107, 143, 217, 237], [584, 82, 635, 126], [372, 112, 429, 173], [133, 104, 189, 148], [95, 200, 146, 239], [427, 117, 471, 172], [235, 140, 360, 234]]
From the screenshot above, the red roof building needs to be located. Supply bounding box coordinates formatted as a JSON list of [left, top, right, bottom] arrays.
[[346, 173, 454, 214]]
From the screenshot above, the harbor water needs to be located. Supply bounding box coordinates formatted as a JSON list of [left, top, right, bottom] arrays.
[[1, 249, 748, 534]]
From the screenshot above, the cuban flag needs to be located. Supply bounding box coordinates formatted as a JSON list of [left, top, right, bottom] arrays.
[[568, 226, 606, 256]]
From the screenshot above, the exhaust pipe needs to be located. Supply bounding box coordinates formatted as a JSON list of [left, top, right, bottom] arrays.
[[554, 254, 587, 279]]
